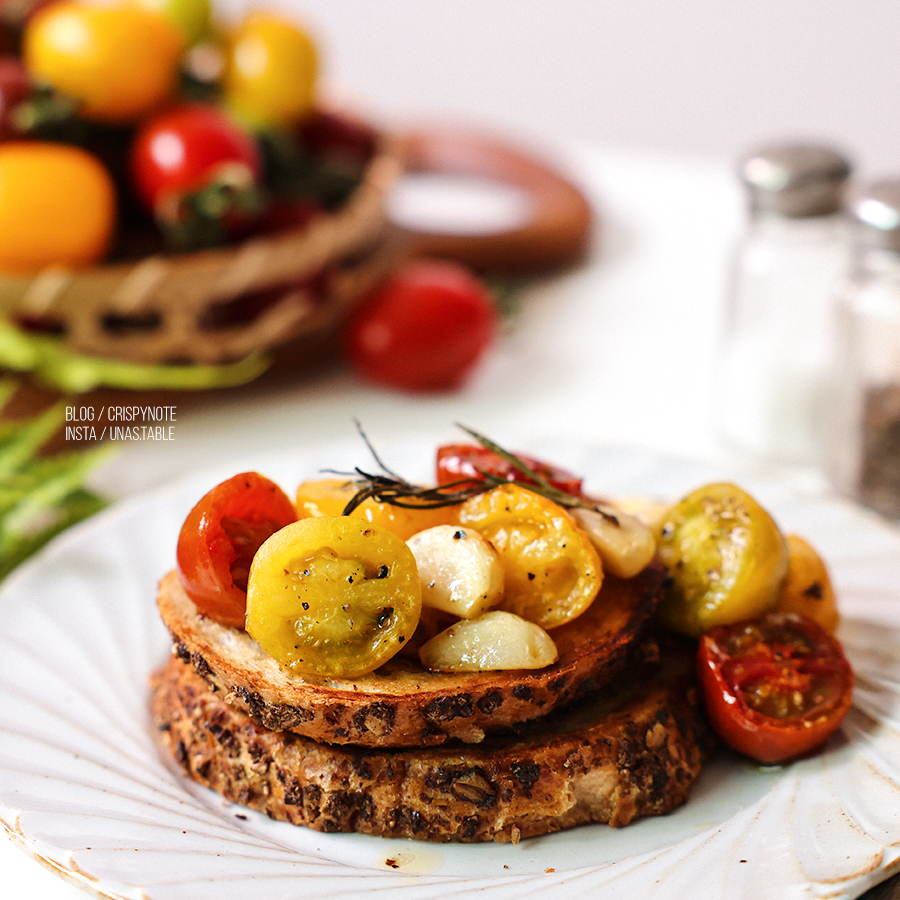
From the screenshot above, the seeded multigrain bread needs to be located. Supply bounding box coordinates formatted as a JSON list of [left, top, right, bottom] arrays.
[[156, 561, 667, 748], [150, 640, 709, 843]]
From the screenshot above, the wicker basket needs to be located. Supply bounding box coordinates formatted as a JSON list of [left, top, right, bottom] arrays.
[[0, 126, 592, 389]]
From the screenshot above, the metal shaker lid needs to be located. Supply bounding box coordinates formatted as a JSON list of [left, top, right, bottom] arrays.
[[740, 143, 852, 217], [851, 180, 900, 251]]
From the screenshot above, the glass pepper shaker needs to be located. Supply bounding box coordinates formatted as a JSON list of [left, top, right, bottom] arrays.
[[717, 143, 853, 465], [828, 180, 900, 518]]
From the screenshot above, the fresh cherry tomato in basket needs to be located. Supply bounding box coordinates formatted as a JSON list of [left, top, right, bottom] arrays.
[[0, 141, 115, 274], [697, 612, 854, 765], [223, 11, 318, 129], [131, 103, 264, 244], [176, 472, 297, 630], [23, 0, 183, 123], [436, 443, 584, 496], [343, 259, 498, 392]]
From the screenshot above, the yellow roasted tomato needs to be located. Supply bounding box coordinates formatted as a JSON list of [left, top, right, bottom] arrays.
[[295, 478, 459, 540], [775, 534, 839, 632], [245, 516, 421, 678], [458, 483, 603, 630], [656, 482, 789, 637]]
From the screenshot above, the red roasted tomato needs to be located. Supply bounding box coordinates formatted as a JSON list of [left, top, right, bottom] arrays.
[[130, 102, 263, 239], [176, 472, 297, 629], [436, 443, 584, 496], [697, 612, 854, 765], [343, 259, 498, 392]]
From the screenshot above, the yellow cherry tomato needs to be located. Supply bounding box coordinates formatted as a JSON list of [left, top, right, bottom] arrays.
[[132, 0, 211, 46], [223, 11, 318, 128], [245, 517, 421, 679], [23, 0, 184, 124], [0, 142, 115, 274], [656, 482, 789, 637], [775, 534, 840, 632], [458, 484, 603, 630], [295, 478, 459, 540]]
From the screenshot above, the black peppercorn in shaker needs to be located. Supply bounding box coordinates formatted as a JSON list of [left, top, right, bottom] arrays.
[[828, 179, 900, 517]]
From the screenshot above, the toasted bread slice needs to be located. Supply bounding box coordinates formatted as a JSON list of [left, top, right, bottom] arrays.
[[157, 562, 665, 748], [150, 641, 709, 843]]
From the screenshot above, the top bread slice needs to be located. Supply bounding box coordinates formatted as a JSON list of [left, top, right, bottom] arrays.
[[157, 560, 666, 748]]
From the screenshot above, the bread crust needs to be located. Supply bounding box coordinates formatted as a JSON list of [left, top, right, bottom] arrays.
[[157, 561, 666, 747], [150, 642, 709, 843]]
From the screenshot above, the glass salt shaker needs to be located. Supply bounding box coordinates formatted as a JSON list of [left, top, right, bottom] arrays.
[[828, 180, 900, 518], [718, 143, 853, 465]]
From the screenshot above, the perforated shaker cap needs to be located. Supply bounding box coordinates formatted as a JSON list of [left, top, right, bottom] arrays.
[[740, 143, 852, 217], [850, 180, 900, 251]]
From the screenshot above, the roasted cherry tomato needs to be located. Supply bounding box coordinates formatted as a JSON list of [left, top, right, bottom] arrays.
[[697, 612, 854, 765], [176, 472, 297, 629], [23, 0, 183, 123], [131, 103, 263, 242], [656, 482, 789, 637], [295, 478, 458, 540], [245, 516, 422, 678], [0, 141, 115, 274], [343, 259, 498, 392], [223, 11, 318, 129], [458, 483, 602, 630], [775, 534, 840, 632], [436, 443, 584, 495]]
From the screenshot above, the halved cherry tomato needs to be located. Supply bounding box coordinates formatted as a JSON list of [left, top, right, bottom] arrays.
[[458, 483, 603, 630], [130, 103, 263, 245], [697, 611, 854, 765], [0, 141, 115, 273], [23, 0, 183, 123], [343, 259, 498, 393], [246, 516, 421, 678], [295, 477, 458, 540], [436, 443, 584, 496], [176, 472, 297, 629]]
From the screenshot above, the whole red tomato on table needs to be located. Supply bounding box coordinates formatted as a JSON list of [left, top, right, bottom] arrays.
[[343, 259, 499, 392], [697, 611, 854, 765], [176, 472, 297, 629]]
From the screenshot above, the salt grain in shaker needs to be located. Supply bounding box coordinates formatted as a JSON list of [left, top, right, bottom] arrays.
[[828, 180, 900, 518], [718, 143, 852, 464]]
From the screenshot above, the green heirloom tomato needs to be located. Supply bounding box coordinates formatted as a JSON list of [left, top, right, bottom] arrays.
[[656, 482, 789, 637]]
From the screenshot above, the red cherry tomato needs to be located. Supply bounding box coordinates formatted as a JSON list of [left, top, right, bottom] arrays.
[[343, 259, 498, 392], [176, 472, 297, 629], [697, 612, 854, 765], [436, 443, 584, 496], [0, 56, 32, 138], [130, 102, 262, 226]]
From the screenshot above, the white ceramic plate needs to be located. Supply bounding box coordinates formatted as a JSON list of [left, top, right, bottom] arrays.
[[2, 436, 900, 900]]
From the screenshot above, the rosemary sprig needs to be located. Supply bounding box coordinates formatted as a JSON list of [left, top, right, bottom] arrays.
[[335, 421, 602, 516]]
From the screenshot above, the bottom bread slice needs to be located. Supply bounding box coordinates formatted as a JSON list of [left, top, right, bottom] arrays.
[[150, 644, 711, 844]]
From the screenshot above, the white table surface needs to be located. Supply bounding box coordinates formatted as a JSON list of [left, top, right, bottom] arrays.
[[0, 140, 854, 898]]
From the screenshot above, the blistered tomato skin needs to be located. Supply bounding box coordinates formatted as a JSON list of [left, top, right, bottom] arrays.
[[176, 472, 297, 630], [656, 482, 789, 637], [245, 517, 422, 679], [697, 612, 854, 765]]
